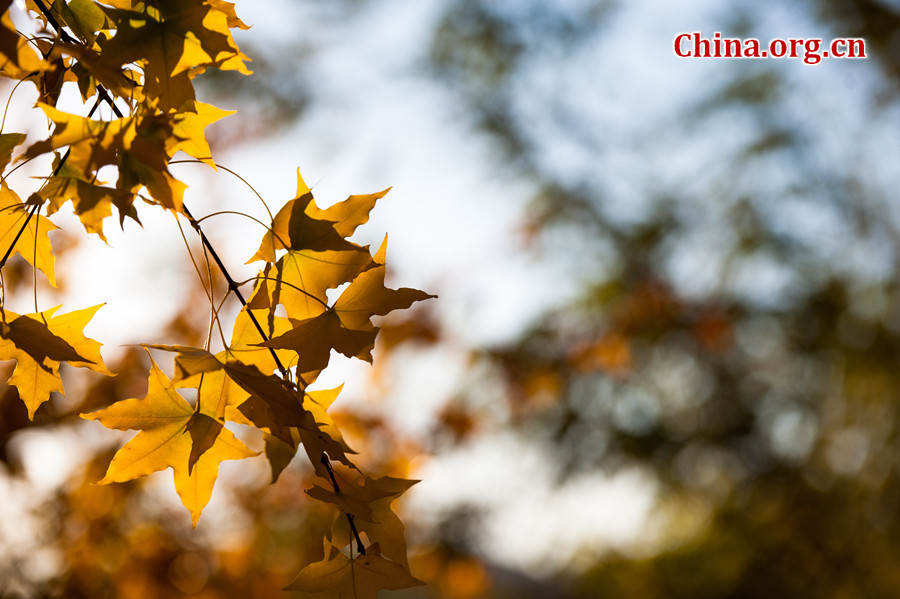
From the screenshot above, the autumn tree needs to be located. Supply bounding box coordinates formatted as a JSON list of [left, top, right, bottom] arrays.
[[0, 1, 432, 596]]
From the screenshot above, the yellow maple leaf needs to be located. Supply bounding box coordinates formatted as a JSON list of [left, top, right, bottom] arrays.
[[26, 101, 225, 219], [167, 101, 235, 167], [24, 103, 131, 172], [327, 477, 419, 567], [247, 168, 386, 263], [333, 237, 436, 331], [0, 304, 111, 418], [100, 0, 251, 110], [0, 1, 48, 79], [251, 248, 373, 322], [262, 310, 377, 376], [24, 105, 181, 214], [284, 541, 423, 597], [40, 163, 138, 240], [307, 187, 391, 238], [0, 183, 57, 285], [82, 358, 257, 524], [7, 352, 64, 417]]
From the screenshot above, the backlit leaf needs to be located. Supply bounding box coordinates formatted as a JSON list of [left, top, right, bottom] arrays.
[[307, 187, 390, 238], [0, 1, 47, 79], [0, 305, 109, 417], [284, 542, 423, 597], [0, 183, 57, 285], [82, 358, 257, 524], [100, 0, 251, 109], [0, 132, 25, 170], [262, 310, 378, 375], [333, 238, 436, 331]]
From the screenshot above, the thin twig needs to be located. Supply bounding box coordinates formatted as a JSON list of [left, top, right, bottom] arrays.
[[32, 0, 126, 119], [0, 93, 103, 271], [169, 159, 274, 221], [31, 0, 74, 44], [320, 453, 367, 556], [181, 205, 291, 380], [0, 0, 119, 270], [173, 213, 227, 349]]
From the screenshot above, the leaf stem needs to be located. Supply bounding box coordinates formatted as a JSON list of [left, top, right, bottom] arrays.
[[1, 74, 36, 134], [180, 205, 291, 379], [231, 274, 328, 310], [173, 213, 227, 349], [320, 452, 367, 556], [169, 160, 274, 222]]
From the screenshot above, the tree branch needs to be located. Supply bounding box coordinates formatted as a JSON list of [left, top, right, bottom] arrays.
[[180, 205, 291, 379], [0, 93, 103, 270], [32, 0, 125, 118]]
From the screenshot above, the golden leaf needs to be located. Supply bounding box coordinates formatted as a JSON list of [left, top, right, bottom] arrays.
[[168, 101, 235, 167], [332, 238, 435, 331], [0, 1, 47, 79], [307, 187, 391, 238], [25, 102, 226, 216], [252, 248, 373, 322], [0, 304, 110, 418], [248, 169, 384, 263], [100, 0, 251, 109], [40, 163, 138, 240], [0, 132, 25, 170], [262, 310, 378, 375], [82, 358, 257, 525], [0, 183, 57, 285], [284, 541, 423, 597]]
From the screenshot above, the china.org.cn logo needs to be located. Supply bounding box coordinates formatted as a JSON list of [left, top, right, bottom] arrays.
[[674, 32, 866, 64]]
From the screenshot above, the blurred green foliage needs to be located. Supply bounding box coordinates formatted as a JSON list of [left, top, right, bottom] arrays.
[[421, 0, 900, 597]]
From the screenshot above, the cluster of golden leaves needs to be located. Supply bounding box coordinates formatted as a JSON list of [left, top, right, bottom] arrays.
[[0, 1, 433, 595]]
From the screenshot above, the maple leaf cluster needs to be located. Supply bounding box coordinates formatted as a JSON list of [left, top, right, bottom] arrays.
[[0, 1, 433, 594]]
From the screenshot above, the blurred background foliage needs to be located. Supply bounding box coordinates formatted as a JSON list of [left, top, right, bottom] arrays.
[[3, 0, 900, 597]]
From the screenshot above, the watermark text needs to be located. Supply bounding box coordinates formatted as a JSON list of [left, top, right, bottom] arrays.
[[674, 32, 866, 64]]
